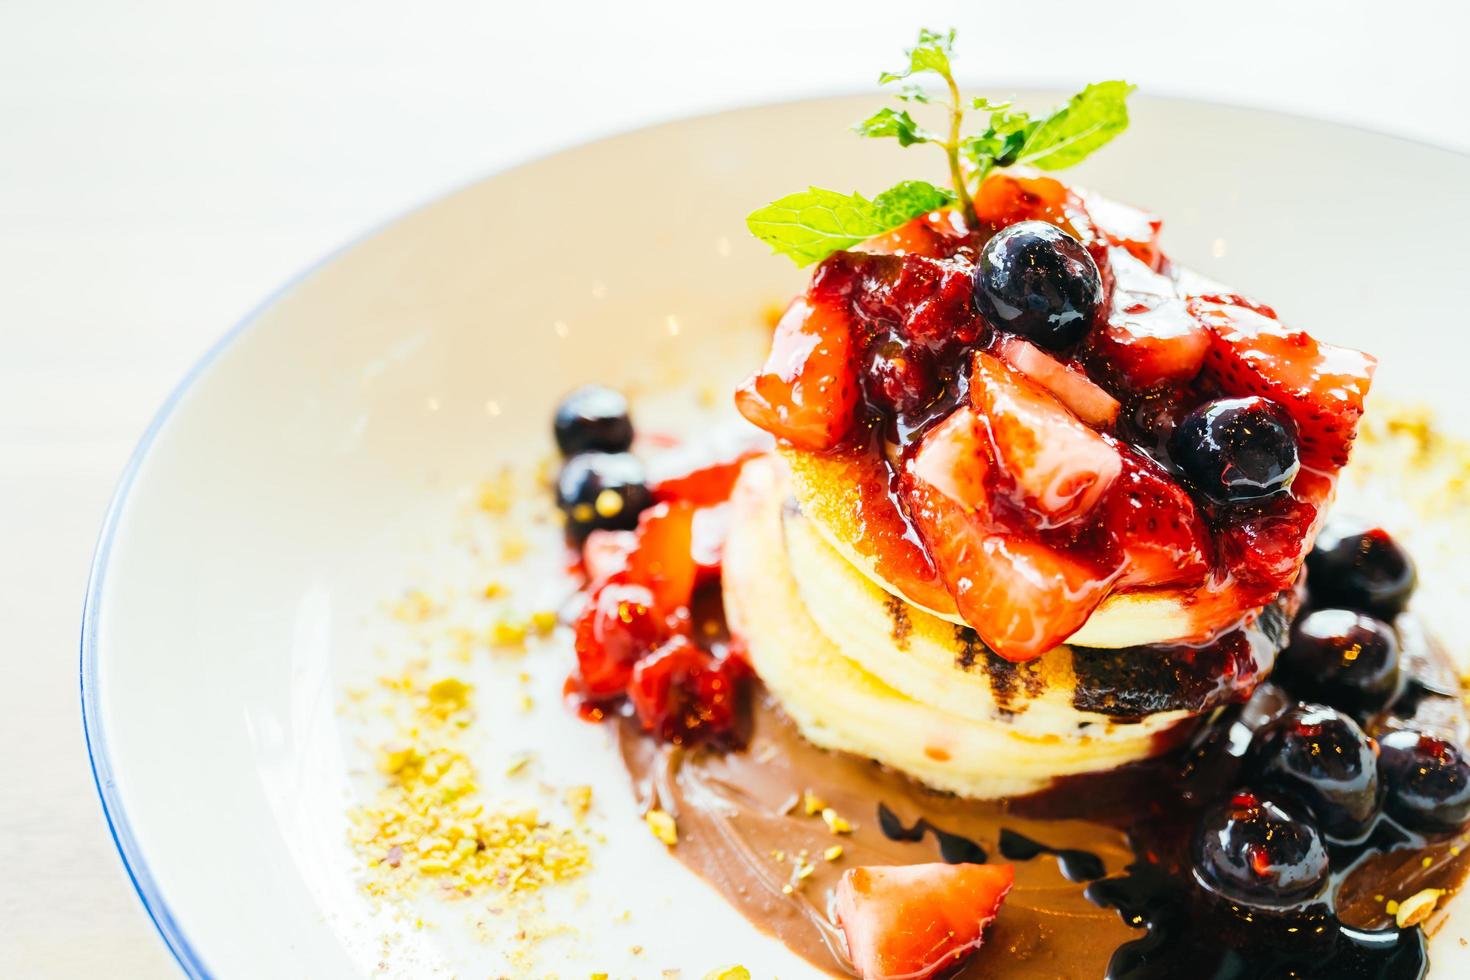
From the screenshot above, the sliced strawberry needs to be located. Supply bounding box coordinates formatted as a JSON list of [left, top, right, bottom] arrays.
[[1190, 299, 1376, 470], [904, 474, 1117, 660], [582, 529, 636, 587], [735, 294, 857, 450], [625, 502, 698, 616], [650, 453, 757, 507], [572, 581, 664, 698], [996, 335, 1120, 428], [855, 208, 970, 259], [970, 352, 1122, 525], [1106, 452, 1211, 590], [1090, 250, 1210, 388], [690, 503, 731, 583], [1217, 494, 1321, 594], [628, 634, 747, 742], [908, 406, 992, 512], [974, 172, 1072, 230], [1077, 189, 1166, 271], [834, 862, 1014, 980]]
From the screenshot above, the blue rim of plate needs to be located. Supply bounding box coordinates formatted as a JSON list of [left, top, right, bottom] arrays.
[[76, 93, 1470, 978]]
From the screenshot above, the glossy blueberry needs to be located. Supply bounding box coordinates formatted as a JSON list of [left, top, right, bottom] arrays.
[[1169, 396, 1300, 502], [973, 220, 1103, 351], [1247, 704, 1380, 840], [1377, 729, 1470, 832], [1276, 610, 1401, 719], [1306, 520, 1417, 617], [553, 385, 634, 456], [1192, 789, 1329, 905], [556, 452, 652, 542]]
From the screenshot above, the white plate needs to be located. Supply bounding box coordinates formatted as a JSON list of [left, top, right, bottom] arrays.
[[84, 93, 1470, 978]]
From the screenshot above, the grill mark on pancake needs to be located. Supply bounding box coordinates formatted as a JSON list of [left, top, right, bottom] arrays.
[[884, 594, 913, 651], [954, 625, 1026, 717]]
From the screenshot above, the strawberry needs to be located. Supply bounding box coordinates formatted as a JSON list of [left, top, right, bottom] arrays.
[[907, 406, 992, 513], [974, 172, 1072, 231], [854, 209, 970, 259], [996, 335, 1120, 428], [627, 634, 747, 742], [833, 862, 1014, 980], [735, 293, 857, 450], [1077, 189, 1166, 271], [1106, 452, 1211, 590], [572, 582, 664, 698], [904, 474, 1116, 660], [650, 453, 758, 507], [1190, 299, 1375, 470], [1090, 251, 1210, 388], [624, 502, 698, 616], [581, 529, 636, 587], [970, 352, 1122, 524]]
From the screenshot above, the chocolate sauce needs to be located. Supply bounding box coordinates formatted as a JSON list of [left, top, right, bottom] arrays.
[[998, 829, 1106, 883], [876, 803, 988, 865]]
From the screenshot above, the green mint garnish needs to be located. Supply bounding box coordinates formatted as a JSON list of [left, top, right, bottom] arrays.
[[747, 28, 1135, 267]]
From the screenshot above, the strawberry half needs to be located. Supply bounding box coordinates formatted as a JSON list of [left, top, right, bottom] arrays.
[[1106, 451, 1211, 590], [625, 502, 698, 616], [735, 294, 857, 451], [1090, 250, 1211, 389], [904, 472, 1117, 661], [1190, 299, 1375, 470], [834, 862, 1014, 980]]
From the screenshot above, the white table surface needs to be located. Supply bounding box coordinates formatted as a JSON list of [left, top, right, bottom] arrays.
[[2, 0, 1467, 975]]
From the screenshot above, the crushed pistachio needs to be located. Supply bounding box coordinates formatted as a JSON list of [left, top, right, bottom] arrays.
[[530, 610, 559, 635], [824, 845, 844, 862], [505, 753, 534, 776], [646, 808, 678, 846], [566, 785, 593, 822], [1385, 899, 1400, 915], [501, 532, 529, 562], [821, 807, 854, 834], [490, 618, 529, 648], [1396, 888, 1445, 928], [392, 590, 438, 623], [801, 790, 826, 816], [704, 968, 751, 980], [478, 471, 515, 514], [483, 581, 507, 599]]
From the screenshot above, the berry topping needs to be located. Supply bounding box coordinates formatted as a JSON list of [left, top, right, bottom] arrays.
[[572, 582, 663, 699], [833, 862, 1014, 980], [1192, 299, 1375, 470], [627, 634, 747, 743], [1276, 609, 1401, 718], [973, 220, 1103, 351], [1168, 396, 1300, 502], [553, 385, 634, 456], [1088, 251, 1209, 388], [1191, 789, 1329, 905], [735, 293, 857, 451], [969, 351, 1122, 523], [1306, 521, 1418, 617], [1377, 730, 1470, 832], [556, 452, 654, 542], [996, 335, 1120, 428], [1247, 704, 1380, 841]]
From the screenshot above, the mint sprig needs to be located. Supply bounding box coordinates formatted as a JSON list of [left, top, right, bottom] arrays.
[[745, 182, 955, 267], [746, 28, 1136, 267]]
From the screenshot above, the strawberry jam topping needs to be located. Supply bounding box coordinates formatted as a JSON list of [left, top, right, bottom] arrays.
[[566, 456, 751, 744], [736, 173, 1376, 661]]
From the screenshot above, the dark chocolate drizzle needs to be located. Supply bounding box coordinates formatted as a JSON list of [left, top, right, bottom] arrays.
[[998, 828, 1107, 882], [877, 802, 989, 865]]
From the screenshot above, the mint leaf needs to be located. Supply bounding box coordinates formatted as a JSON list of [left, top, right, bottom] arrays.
[[854, 107, 935, 147], [878, 27, 955, 84], [1018, 81, 1135, 170], [746, 181, 954, 266], [871, 180, 956, 225]]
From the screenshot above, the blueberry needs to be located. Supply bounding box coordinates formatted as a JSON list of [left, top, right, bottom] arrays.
[[1192, 789, 1329, 905], [556, 452, 652, 541], [1169, 396, 1300, 502], [1248, 704, 1380, 840], [1276, 610, 1400, 718], [554, 385, 634, 456], [1377, 729, 1470, 832], [973, 220, 1102, 351], [1306, 520, 1417, 617]]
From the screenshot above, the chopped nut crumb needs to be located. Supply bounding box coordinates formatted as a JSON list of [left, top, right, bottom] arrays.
[[500, 533, 529, 562], [1396, 888, 1445, 928], [1386, 899, 1400, 915], [824, 845, 844, 862], [703, 968, 751, 980], [781, 883, 794, 895], [530, 610, 559, 635], [504, 753, 534, 776], [478, 472, 515, 514], [821, 807, 854, 834], [490, 619, 528, 648], [483, 581, 506, 599], [646, 808, 678, 846], [392, 590, 438, 623], [565, 785, 593, 821], [802, 791, 826, 816]]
